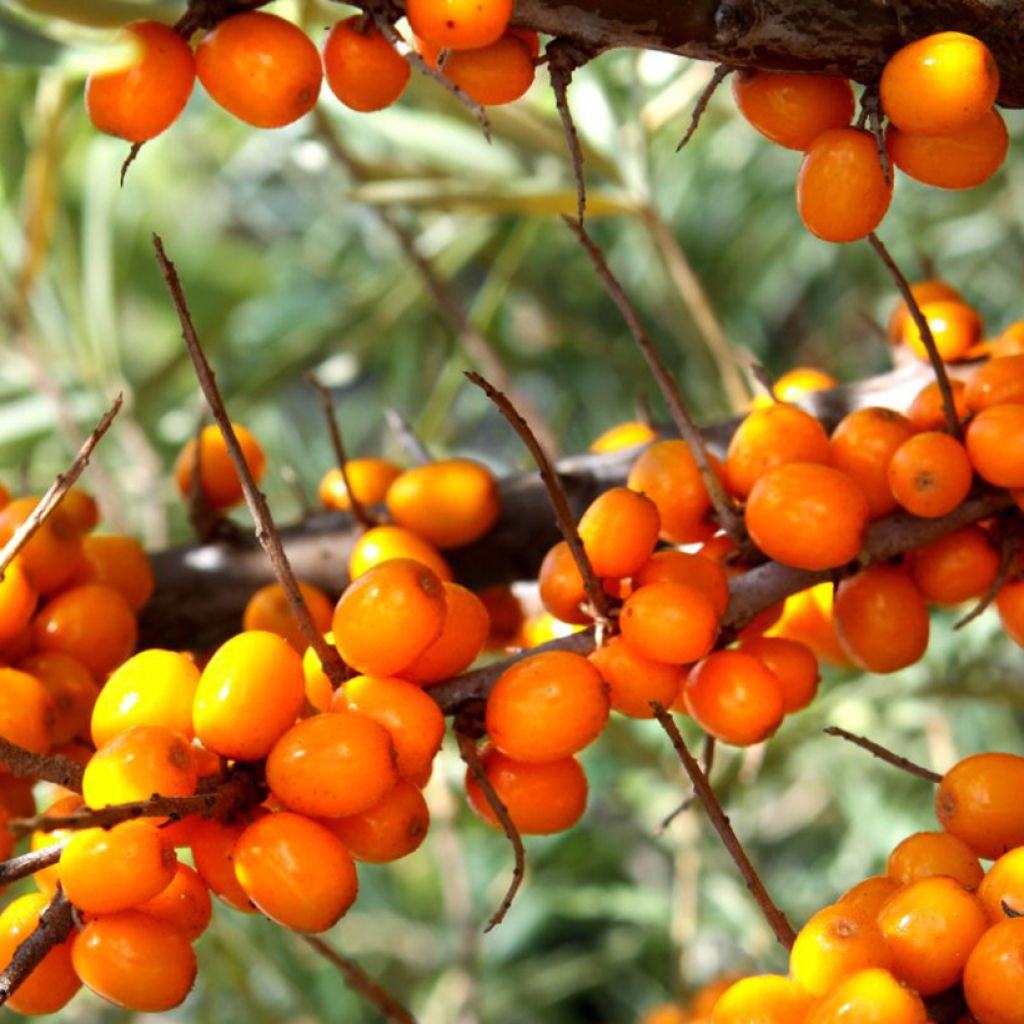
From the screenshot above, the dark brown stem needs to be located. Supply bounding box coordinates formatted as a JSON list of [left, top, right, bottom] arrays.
[[0, 889, 74, 1009], [0, 843, 67, 887], [119, 143, 143, 186], [152, 234, 348, 690], [955, 512, 1022, 629], [651, 703, 796, 950], [677, 64, 733, 150], [547, 38, 591, 224], [658, 733, 717, 832], [0, 737, 84, 793], [823, 726, 942, 784]]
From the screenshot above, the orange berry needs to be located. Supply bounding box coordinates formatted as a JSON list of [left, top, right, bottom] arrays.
[[834, 565, 929, 673], [840, 875, 902, 918], [628, 440, 716, 543], [888, 431, 974, 518], [333, 558, 447, 676], [444, 34, 535, 106], [386, 459, 500, 549], [302, 634, 337, 712], [16, 652, 94, 745], [0, 497, 82, 594], [684, 650, 785, 746], [349, 524, 453, 582], [635, 550, 729, 617], [0, 558, 37, 648], [908, 378, 969, 431], [0, 892, 80, 1015], [85, 20, 195, 142], [234, 811, 358, 932], [72, 534, 154, 611], [797, 127, 893, 243], [967, 403, 1024, 487], [746, 463, 869, 570], [402, 582, 490, 685], [323, 18, 410, 113], [996, 322, 1024, 357], [790, 903, 892, 997], [997, 579, 1024, 648], [486, 650, 609, 762], [979, 847, 1024, 923], [691, 976, 742, 1016], [190, 815, 259, 912], [0, 667, 54, 754], [881, 31, 999, 137], [804, 967, 927, 1024], [588, 636, 685, 719], [640, 1005, 688, 1024], [738, 635, 820, 713], [538, 540, 590, 625], [135, 862, 211, 942], [711, 974, 814, 1023], [193, 631, 305, 760], [196, 11, 320, 127], [578, 487, 660, 579], [59, 488, 99, 533], [267, 711, 398, 818], [324, 778, 429, 862], [0, 775, 36, 819], [83, 725, 198, 809], [963, 918, 1024, 1024], [72, 910, 196, 1012], [888, 830, 984, 890], [773, 367, 838, 403], [319, 458, 402, 512], [465, 744, 587, 834], [908, 525, 1000, 605], [966, 355, 1024, 412], [829, 407, 915, 518], [407, 0, 512, 50], [336, 675, 445, 780], [903, 300, 983, 362], [732, 69, 854, 150], [888, 109, 1008, 190], [770, 582, 851, 667], [173, 422, 266, 511], [521, 610, 583, 648], [889, 280, 964, 342], [479, 585, 524, 649], [590, 421, 656, 453], [242, 580, 333, 653], [620, 581, 720, 665], [30, 794, 82, 895], [937, 753, 1024, 860]]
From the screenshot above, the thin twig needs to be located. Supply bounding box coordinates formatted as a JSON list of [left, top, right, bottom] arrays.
[[0, 394, 122, 581], [120, 143, 143, 187], [859, 86, 891, 186], [547, 39, 591, 224], [659, 734, 717, 832], [152, 234, 348, 690], [307, 375, 374, 528], [384, 407, 432, 466], [0, 842, 67, 886], [867, 233, 961, 438], [0, 889, 74, 1009], [564, 216, 744, 541], [824, 726, 942, 784], [465, 370, 613, 631], [651, 703, 795, 949], [302, 935, 419, 1024], [0, 737, 84, 793], [676, 64, 733, 150], [955, 515, 1022, 629]]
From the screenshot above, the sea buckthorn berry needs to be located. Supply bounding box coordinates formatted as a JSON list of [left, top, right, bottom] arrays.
[[333, 558, 447, 676], [486, 651, 609, 762], [996, 321, 1024, 357], [465, 744, 588, 834], [401, 582, 490, 685], [319, 458, 402, 512], [797, 127, 893, 243], [726, 402, 832, 499], [0, 667, 54, 754], [190, 816, 260, 912], [963, 918, 1024, 1024], [0, 892, 80, 1015], [138, 862, 212, 941], [746, 463, 869, 571], [834, 565, 929, 673], [888, 431, 974, 518], [908, 378, 969, 431], [479, 585, 524, 649], [33, 583, 138, 679], [0, 559, 37, 647], [242, 580, 333, 653], [902, 300, 983, 362], [683, 650, 785, 746], [840, 875, 902, 917], [174, 422, 266, 511], [711, 974, 814, 1023], [628, 440, 717, 543], [521, 610, 583, 648], [773, 366, 838, 403], [909, 526, 1000, 606], [196, 11, 321, 127], [538, 541, 590, 625], [234, 812, 358, 932], [998, 579, 1024, 648], [738, 636, 820, 713], [588, 637, 684, 719], [691, 976, 743, 1017], [881, 31, 999, 137], [60, 819, 176, 914], [889, 280, 963, 342], [635, 549, 730, 617], [979, 847, 1024, 922], [966, 355, 1024, 412], [386, 459, 500, 549], [92, 649, 199, 748], [59, 488, 99, 533], [589, 421, 656, 453], [349, 524, 453, 582], [620, 581, 720, 665], [771, 581, 851, 667], [829, 407, 915, 518], [83, 725, 198, 810], [31, 794, 83, 895], [732, 70, 854, 150], [443, 34, 535, 106], [73, 534, 155, 610], [878, 876, 988, 995], [578, 487, 660, 579], [85, 20, 195, 142], [324, 778, 430, 863], [0, 497, 82, 594], [888, 830, 984, 890], [937, 753, 1024, 860], [407, 0, 512, 50], [790, 904, 892, 997], [966, 404, 1024, 487], [640, 1005, 688, 1024], [804, 967, 927, 1024], [323, 19, 410, 113], [0, 775, 36, 820], [336, 675, 445, 780], [18, 652, 96, 746], [72, 910, 197, 1012], [302, 634, 338, 712], [267, 711, 398, 818], [193, 630, 305, 760], [887, 109, 1008, 190]]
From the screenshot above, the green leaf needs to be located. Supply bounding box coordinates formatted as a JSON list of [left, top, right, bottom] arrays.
[[12, 0, 183, 29]]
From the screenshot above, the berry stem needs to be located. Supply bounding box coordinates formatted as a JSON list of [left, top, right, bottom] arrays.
[[0, 888, 74, 1010], [0, 737, 84, 793], [676, 63, 733, 150], [546, 38, 591, 224], [954, 510, 1023, 629], [823, 726, 943, 783]]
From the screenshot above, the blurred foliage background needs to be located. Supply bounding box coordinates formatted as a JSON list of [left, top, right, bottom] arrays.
[[1, 0, 1023, 1020]]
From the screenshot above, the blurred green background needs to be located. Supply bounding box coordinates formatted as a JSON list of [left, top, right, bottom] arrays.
[[1, 0, 1023, 1020]]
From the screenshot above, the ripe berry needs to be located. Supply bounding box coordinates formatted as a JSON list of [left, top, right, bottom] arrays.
[[190, 815, 260, 913], [634, 550, 730, 617], [407, 0, 512, 51], [323, 19, 410, 113], [771, 582, 851, 667], [174, 422, 266, 511], [620, 581, 720, 665], [0, 667, 54, 754], [16, 647, 96, 747], [888, 431, 974, 518], [887, 830, 984, 890], [908, 378, 969, 431], [966, 403, 1024, 487], [443, 34, 535, 106], [588, 637, 685, 719], [85, 20, 196, 142], [137, 862, 213, 940], [402, 582, 490, 685], [839, 875, 902, 917], [319, 457, 402, 512], [324, 779, 430, 863], [937, 753, 1024, 860], [790, 903, 891, 996], [0, 558, 37, 648], [73, 534, 155, 610], [59, 488, 99, 533], [804, 967, 927, 1024], [738, 636, 820, 713], [907, 526, 1001, 605], [627, 440, 716, 543], [302, 634, 338, 712], [965, 355, 1024, 412], [979, 847, 1024, 925], [829, 407, 915, 518], [578, 487, 660, 579], [242, 580, 333, 653], [902, 300, 982, 362], [538, 541, 590, 624], [997, 579, 1024, 647], [0, 497, 82, 594], [710, 974, 814, 1023], [589, 421, 656, 453], [30, 794, 83, 895], [349, 524, 453, 582], [889, 280, 963, 341], [963, 919, 1024, 1024]]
